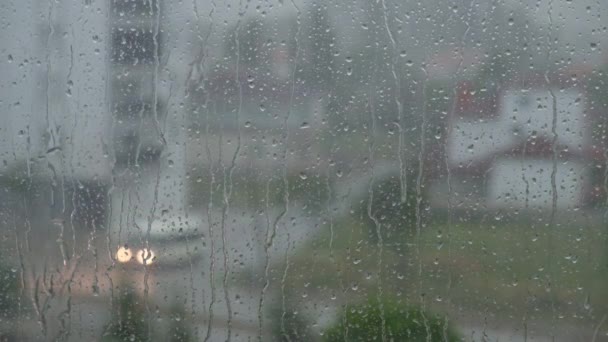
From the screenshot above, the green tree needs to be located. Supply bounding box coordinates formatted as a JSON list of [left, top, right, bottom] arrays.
[[0, 263, 18, 318], [102, 285, 149, 342], [269, 293, 313, 342], [166, 301, 193, 342], [349, 168, 421, 246], [0, 252, 19, 341], [323, 298, 460, 342]]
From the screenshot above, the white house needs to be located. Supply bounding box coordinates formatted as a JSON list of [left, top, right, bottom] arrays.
[[446, 82, 594, 210]]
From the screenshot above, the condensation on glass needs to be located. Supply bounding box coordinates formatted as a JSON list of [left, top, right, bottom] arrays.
[[0, 0, 607, 341]]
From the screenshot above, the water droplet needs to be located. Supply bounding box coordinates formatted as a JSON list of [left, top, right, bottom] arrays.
[[299, 172, 308, 180], [584, 296, 591, 310], [299, 122, 309, 129]]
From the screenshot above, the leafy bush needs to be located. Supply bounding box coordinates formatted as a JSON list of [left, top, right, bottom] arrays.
[[323, 299, 460, 342]]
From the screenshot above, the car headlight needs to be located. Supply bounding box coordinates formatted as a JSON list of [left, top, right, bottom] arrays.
[[116, 246, 132, 263], [136, 248, 156, 265]]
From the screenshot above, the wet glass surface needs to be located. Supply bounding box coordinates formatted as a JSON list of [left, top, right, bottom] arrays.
[[1, 0, 608, 340]]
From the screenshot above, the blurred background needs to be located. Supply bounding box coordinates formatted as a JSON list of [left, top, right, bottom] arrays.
[[1, 0, 608, 340]]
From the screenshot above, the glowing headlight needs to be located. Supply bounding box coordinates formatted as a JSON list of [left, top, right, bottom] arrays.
[[116, 246, 132, 263], [136, 248, 156, 265]]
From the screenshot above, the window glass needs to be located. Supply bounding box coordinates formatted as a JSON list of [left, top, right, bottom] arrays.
[[1, 0, 607, 340]]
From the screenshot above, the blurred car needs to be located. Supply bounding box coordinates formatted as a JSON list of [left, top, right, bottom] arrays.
[[112, 213, 205, 269]]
